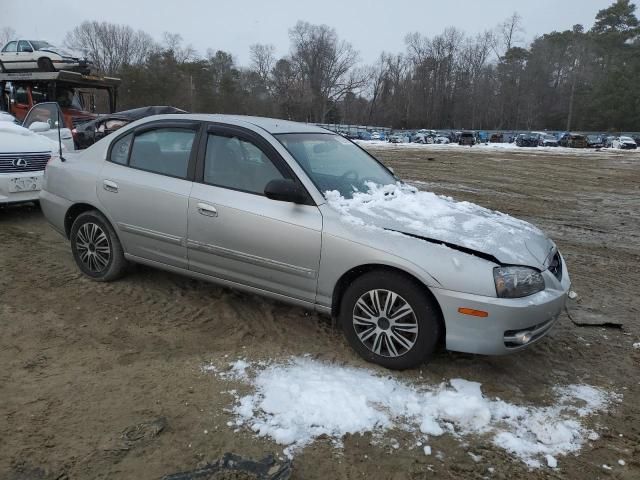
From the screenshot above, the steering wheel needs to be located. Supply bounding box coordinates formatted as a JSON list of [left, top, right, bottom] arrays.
[[341, 170, 359, 182]]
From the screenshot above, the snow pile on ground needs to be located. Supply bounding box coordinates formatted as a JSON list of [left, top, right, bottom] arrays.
[[633, 342, 640, 349], [325, 182, 546, 264], [209, 357, 617, 467]]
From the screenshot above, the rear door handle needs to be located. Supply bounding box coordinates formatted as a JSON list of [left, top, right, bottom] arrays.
[[197, 202, 218, 217], [103, 180, 118, 193]]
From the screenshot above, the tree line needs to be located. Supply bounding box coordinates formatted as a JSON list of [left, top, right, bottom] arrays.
[[5, 0, 638, 131]]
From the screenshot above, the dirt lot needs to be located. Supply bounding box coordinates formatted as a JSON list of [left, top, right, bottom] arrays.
[[1, 145, 639, 479]]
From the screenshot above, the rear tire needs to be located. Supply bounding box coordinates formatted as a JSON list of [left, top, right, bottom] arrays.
[[339, 271, 442, 370], [0, 60, 5, 73], [70, 210, 128, 281], [37, 57, 55, 72]]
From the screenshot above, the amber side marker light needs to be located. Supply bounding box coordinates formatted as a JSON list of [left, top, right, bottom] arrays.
[[458, 307, 489, 317]]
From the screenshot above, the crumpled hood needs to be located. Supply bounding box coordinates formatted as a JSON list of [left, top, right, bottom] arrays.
[[39, 45, 82, 59], [325, 183, 555, 270]]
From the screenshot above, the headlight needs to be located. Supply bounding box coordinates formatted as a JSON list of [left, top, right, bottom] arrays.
[[493, 266, 545, 298]]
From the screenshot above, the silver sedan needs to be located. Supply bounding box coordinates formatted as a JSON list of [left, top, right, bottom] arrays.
[[39, 114, 571, 369]]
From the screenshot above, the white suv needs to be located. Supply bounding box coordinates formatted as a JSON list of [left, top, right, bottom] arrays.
[[0, 40, 92, 73]]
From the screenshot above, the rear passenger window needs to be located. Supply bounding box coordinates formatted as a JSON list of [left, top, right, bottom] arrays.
[[3, 41, 17, 52], [110, 133, 132, 165], [129, 128, 195, 179]]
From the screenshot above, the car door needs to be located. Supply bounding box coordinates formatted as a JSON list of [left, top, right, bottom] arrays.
[[17, 41, 36, 70], [0, 41, 18, 70], [97, 120, 201, 269], [187, 124, 323, 303]]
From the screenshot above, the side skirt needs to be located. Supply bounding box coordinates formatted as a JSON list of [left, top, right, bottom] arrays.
[[124, 253, 332, 315]]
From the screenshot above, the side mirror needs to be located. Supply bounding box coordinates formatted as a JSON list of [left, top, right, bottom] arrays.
[[28, 121, 51, 133], [264, 179, 307, 204]]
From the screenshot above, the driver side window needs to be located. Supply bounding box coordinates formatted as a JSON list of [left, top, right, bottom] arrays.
[[204, 133, 285, 195]]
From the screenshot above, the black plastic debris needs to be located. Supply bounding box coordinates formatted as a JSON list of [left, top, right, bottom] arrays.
[[162, 453, 292, 480]]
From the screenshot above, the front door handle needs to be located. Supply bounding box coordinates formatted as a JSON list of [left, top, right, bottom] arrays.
[[197, 202, 218, 217], [103, 180, 118, 193]]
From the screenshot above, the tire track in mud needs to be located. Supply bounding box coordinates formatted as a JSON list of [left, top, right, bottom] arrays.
[[0, 221, 344, 362]]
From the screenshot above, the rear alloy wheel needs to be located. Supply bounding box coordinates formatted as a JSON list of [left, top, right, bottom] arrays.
[[70, 210, 128, 281], [339, 271, 441, 370], [37, 57, 55, 72]]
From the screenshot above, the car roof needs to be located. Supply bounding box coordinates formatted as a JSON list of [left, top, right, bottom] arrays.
[[137, 113, 331, 134]]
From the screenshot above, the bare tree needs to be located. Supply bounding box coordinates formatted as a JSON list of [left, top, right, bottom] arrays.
[[65, 21, 156, 75], [0, 26, 16, 46], [495, 12, 525, 56], [289, 21, 365, 122], [162, 32, 197, 63], [250, 43, 276, 84]]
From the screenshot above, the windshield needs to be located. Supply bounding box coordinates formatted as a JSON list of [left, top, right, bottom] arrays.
[[276, 133, 396, 199], [30, 41, 53, 50]]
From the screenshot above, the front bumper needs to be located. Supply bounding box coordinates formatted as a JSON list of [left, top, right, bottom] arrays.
[[0, 172, 43, 205], [432, 258, 571, 355]]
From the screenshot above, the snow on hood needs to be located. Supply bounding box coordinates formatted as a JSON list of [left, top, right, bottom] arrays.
[[0, 123, 57, 153], [325, 183, 555, 268]]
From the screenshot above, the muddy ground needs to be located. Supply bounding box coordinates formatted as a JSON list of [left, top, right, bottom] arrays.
[[1, 145, 639, 480]]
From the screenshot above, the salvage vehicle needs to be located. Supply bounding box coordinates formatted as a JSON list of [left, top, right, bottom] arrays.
[[515, 134, 538, 147], [586, 134, 605, 148], [0, 40, 92, 74], [0, 118, 57, 205], [74, 106, 187, 149], [538, 134, 559, 147], [1, 103, 74, 151], [40, 114, 571, 369], [0, 71, 120, 146], [558, 133, 587, 148], [458, 131, 475, 146], [489, 133, 503, 143], [611, 136, 638, 149]]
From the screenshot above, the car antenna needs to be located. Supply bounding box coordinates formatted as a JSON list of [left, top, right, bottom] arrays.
[[56, 105, 66, 162]]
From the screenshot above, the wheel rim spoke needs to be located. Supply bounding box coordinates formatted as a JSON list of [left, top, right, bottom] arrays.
[[358, 326, 377, 343], [355, 298, 377, 319], [372, 331, 384, 354]]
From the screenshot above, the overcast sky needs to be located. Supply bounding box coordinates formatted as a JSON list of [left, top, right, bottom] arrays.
[[3, 0, 622, 65]]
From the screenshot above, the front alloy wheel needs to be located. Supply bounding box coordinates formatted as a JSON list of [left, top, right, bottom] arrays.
[[352, 289, 418, 358], [339, 271, 442, 369]]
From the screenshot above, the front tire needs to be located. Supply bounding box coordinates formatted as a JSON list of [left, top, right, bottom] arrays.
[[339, 271, 442, 370], [37, 57, 56, 72], [70, 210, 128, 281]]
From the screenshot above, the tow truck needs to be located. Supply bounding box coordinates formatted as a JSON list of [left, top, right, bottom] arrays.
[[0, 70, 120, 146]]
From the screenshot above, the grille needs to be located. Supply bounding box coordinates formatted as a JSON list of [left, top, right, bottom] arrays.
[[0, 152, 51, 173], [548, 251, 562, 281]]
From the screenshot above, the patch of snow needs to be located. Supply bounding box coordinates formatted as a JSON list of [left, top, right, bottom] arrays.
[[618, 459, 625, 466], [469, 452, 483, 462], [423, 445, 431, 455], [354, 139, 640, 157], [602, 464, 612, 470], [211, 358, 615, 467], [632, 342, 640, 349], [216, 359, 250, 380], [545, 454, 558, 468]]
